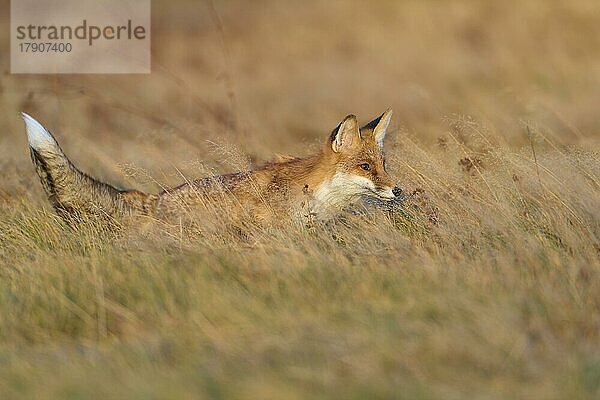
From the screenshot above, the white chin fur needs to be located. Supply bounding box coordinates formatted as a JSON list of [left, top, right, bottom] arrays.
[[21, 112, 58, 150], [314, 173, 377, 210], [377, 188, 395, 200]]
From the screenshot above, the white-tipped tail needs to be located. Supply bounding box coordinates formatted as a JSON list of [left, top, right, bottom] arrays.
[[21, 112, 58, 150], [21, 112, 148, 218]]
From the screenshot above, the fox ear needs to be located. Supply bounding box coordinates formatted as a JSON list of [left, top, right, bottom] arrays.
[[330, 115, 360, 153], [362, 108, 393, 149]]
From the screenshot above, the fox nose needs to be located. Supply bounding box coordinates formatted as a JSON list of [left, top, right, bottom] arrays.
[[392, 186, 403, 198]]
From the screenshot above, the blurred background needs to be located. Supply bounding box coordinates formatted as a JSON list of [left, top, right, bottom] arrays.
[[1, 3, 600, 399], [0, 0, 599, 192]]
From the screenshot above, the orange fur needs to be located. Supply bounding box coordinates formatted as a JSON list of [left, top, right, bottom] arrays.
[[22, 110, 400, 224]]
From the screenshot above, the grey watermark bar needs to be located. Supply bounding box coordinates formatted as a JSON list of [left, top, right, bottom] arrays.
[[11, 0, 151, 74]]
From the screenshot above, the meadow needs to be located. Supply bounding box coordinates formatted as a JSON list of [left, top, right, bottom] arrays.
[[0, 1, 599, 398]]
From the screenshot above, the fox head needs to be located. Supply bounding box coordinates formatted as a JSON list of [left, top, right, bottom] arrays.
[[319, 108, 401, 205]]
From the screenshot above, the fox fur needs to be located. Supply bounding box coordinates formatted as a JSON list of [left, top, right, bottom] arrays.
[[22, 110, 400, 224]]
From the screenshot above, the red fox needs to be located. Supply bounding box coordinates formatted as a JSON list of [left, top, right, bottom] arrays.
[[21, 109, 401, 224]]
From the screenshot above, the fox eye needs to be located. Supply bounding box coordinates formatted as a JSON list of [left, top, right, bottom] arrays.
[[360, 163, 370, 171]]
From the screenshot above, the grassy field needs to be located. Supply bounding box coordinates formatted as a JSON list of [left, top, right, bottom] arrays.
[[1, 0, 600, 398]]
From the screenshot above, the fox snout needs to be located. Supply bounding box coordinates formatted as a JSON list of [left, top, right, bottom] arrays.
[[371, 172, 399, 200], [392, 186, 403, 198], [374, 185, 397, 200], [387, 186, 404, 202]]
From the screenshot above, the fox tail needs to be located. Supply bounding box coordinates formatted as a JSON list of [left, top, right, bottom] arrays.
[[21, 113, 155, 220]]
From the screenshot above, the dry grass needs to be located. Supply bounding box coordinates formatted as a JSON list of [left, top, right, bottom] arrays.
[[1, 1, 600, 398]]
